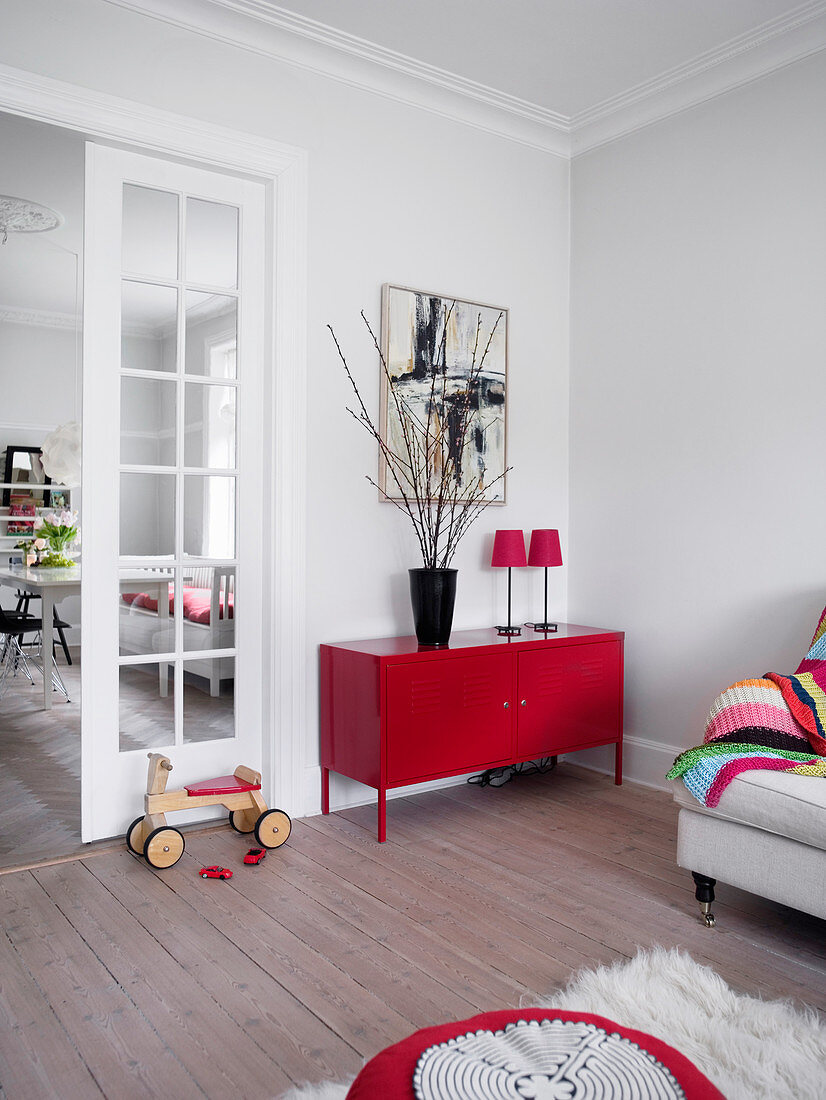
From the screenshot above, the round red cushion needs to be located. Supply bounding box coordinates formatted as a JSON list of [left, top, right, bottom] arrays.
[[346, 1008, 724, 1099]]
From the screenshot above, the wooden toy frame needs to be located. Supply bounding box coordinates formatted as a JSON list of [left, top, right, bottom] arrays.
[[127, 753, 292, 868]]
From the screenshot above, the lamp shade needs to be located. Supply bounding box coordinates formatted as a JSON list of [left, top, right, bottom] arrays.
[[491, 529, 527, 567], [528, 529, 562, 568], [41, 421, 81, 487]]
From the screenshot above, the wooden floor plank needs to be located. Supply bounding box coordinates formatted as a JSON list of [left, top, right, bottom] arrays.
[[32, 860, 293, 1098], [305, 808, 625, 974], [85, 849, 361, 1087], [225, 827, 528, 1010], [291, 815, 580, 997], [379, 782, 826, 1002], [0, 916, 102, 1100], [185, 829, 483, 1028], [0, 768, 823, 1099], [0, 871, 203, 1100], [384, 782, 826, 970], [142, 838, 417, 1058]]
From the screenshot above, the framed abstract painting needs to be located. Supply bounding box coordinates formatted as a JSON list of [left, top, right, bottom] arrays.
[[380, 284, 508, 504]]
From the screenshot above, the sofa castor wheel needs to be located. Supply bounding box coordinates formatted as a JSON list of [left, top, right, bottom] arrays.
[[692, 871, 716, 927]]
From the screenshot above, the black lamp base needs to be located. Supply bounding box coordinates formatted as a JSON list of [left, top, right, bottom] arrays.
[[527, 621, 558, 633], [496, 624, 522, 636]]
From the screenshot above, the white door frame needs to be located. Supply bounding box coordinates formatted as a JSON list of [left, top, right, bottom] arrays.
[[0, 62, 308, 824]]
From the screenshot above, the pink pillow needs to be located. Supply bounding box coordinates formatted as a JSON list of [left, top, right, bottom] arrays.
[[121, 586, 234, 626]]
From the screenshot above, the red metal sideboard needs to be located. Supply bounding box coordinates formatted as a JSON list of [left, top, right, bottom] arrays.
[[320, 624, 624, 841]]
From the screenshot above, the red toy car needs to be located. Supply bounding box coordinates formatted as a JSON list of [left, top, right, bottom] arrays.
[[199, 865, 233, 879], [243, 848, 267, 865]]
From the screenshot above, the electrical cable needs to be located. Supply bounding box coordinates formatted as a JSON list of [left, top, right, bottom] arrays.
[[467, 757, 557, 788]]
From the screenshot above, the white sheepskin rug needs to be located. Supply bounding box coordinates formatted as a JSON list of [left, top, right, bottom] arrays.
[[279, 947, 826, 1100], [537, 947, 826, 1099]]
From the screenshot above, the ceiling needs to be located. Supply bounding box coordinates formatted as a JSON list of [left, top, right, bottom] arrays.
[[270, 0, 819, 118], [2, 0, 823, 321]]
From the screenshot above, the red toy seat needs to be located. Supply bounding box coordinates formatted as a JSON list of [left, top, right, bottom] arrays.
[[184, 774, 261, 797]]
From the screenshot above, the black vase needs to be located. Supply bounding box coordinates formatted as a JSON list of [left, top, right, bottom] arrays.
[[409, 568, 458, 647]]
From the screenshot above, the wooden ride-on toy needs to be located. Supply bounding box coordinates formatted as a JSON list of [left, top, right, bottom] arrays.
[[127, 753, 292, 869]]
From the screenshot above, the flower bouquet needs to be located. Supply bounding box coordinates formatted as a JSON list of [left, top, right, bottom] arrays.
[[14, 536, 47, 567], [34, 509, 79, 567]]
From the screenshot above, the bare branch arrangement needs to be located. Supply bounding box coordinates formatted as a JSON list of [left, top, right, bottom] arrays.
[[329, 304, 510, 570]]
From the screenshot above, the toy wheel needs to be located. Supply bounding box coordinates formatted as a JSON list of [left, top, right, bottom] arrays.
[[255, 809, 292, 849], [229, 808, 257, 834], [143, 827, 185, 868], [126, 816, 147, 855]]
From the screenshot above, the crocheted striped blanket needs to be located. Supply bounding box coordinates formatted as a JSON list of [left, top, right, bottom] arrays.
[[667, 606, 826, 806]]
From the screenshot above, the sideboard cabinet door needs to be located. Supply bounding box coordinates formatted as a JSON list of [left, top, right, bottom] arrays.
[[516, 641, 622, 758], [386, 653, 513, 783]]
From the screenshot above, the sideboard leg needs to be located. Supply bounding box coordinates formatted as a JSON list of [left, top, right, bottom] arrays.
[[378, 787, 387, 843], [614, 740, 623, 785], [321, 767, 330, 815]]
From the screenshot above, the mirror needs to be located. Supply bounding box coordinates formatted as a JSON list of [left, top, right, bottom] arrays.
[[2, 445, 52, 508]]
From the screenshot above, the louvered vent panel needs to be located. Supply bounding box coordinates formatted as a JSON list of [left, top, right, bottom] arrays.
[[534, 666, 564, 698], [463, 672, 495, 707], [580, 657, 605, 686], [409, 678, 441, 715]]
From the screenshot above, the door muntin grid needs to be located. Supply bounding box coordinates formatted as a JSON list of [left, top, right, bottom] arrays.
[[118, 184, 240, 750]]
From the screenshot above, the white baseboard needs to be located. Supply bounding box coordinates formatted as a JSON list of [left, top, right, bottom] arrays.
[[303, 764, 494, 819], [565, 735, 682, 791], [302, 735, 682, 817]]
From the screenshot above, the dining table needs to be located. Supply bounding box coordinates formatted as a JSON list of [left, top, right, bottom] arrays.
[[0, 563, 82, 709]]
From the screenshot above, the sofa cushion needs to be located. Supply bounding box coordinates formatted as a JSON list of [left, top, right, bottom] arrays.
[[671, 771, 826, 852]]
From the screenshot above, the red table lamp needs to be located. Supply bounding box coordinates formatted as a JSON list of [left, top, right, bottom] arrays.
[[527, 528, 563, 632], [491, 530, 527, 636]]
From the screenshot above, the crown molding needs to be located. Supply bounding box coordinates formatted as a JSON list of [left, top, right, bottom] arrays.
[[569, 2, 826, 154], [0, 304, 78, 330], [105, 0, 826, 161], [103, 0, 572, 157]]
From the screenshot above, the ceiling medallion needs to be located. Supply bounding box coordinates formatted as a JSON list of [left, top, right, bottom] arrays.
[[0, 195, 63, 244]]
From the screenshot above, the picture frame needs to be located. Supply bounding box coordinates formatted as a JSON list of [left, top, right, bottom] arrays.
[[380, 284, 509, 504], [2, 446, 51, 508]]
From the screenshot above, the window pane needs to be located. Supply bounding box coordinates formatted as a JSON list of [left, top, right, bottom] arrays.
[[185, 292, 237, 377], [122, 184, 178, 280], [183, 475, 235, 558], [181, 566, 235, 652], [122, 281, 178, 373], [119, 663, 175, 751], [121, 376, 177, 466], [185, 198, 238, 289], [119, 568, 176, 658], [184, 383, 236, 469], [182, 657, 235, 743], [120, 472, 176, 556]]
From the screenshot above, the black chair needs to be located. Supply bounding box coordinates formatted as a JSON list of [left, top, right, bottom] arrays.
[[15, 590, 72, 664], [0, 605, 69, 700]]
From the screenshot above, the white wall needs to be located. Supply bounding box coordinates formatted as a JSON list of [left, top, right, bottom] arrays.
[[1, 0, 571, 812], [0, 321, 78, 427], [569, 52, 826, 786]]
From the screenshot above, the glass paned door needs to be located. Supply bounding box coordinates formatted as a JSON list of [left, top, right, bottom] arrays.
[[82, 145, 265, 842]]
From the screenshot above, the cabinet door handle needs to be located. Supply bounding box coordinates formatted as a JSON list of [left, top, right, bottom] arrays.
[[521, 699, 527, 707], [503, 701, 510, 709]]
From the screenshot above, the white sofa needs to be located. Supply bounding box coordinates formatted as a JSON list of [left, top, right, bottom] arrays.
[[671, 770, 826, 926]]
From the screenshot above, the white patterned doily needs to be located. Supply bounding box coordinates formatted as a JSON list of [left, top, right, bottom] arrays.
[[413, 1018, 685, 1100]]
